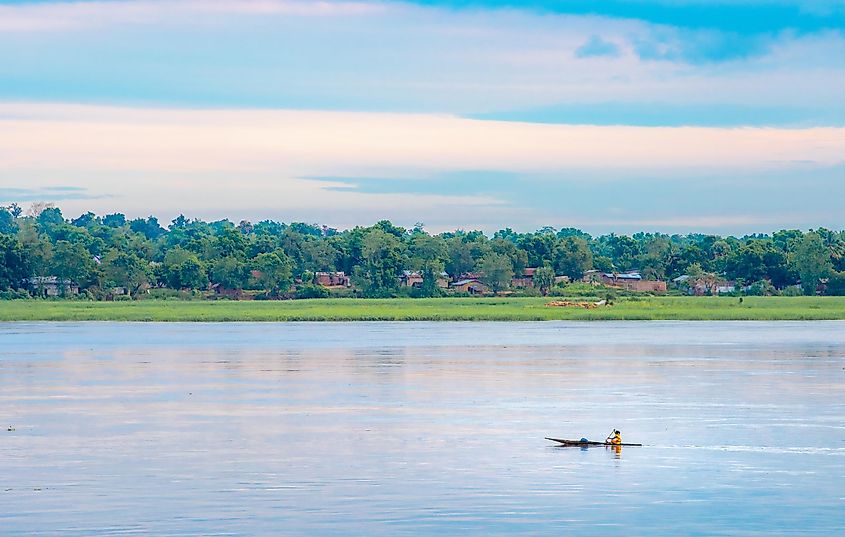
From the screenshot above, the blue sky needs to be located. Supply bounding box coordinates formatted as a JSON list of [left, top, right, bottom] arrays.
[[0, 0, 844, 233]]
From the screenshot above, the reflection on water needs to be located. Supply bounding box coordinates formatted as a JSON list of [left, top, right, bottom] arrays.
[[1, 321, 844, 536]]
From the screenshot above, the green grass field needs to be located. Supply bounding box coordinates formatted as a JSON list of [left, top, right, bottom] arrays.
[[2, 296, 845, 321]]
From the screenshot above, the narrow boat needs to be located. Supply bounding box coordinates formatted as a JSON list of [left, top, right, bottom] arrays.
[[545, 437, 643, 447]]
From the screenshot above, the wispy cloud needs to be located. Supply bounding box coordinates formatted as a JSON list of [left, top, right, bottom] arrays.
[[0, 185, 101, 202], [575, 35, 621, 58], [633, 27, 773, 63], [411, 0, 845, 35], [581, 215, 792, 231], [472, 102, 845, 127], [4, 103, 845, 174], [0, 0, 385, 31]]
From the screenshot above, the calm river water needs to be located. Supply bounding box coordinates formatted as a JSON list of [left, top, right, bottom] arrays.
[[1, 321, 844, 536]]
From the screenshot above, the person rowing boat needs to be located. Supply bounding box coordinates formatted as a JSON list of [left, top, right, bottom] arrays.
[[606, 429, 622, 445], [545, 435, 642, 447]]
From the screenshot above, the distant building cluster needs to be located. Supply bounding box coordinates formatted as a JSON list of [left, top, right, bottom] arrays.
[[582, 270, 667, 292]]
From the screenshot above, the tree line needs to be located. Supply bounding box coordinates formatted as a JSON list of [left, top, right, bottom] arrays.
[[1, 203, 845, 299]]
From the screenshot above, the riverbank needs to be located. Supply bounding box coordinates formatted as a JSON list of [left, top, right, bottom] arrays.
[[3, 296, 845, 321]]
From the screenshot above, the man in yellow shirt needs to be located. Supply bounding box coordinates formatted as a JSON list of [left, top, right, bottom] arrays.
[[606, 429, 622, 445]]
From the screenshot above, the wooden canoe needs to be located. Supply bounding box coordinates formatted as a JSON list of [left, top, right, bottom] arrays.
[[546, 437, 643, 447]]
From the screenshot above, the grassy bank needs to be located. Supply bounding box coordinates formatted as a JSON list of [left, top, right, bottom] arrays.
[[2, 296, 845, 321]]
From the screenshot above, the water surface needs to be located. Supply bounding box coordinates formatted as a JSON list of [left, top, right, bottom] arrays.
[[2, 321, 844, 535]]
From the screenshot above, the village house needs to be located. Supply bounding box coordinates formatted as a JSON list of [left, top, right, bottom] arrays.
[[26, 276, 79, 297], [314, 271, 351, 288], [109, 286, 128, 297], [399, 270, 424, 287], [398, 270, 449, 289], [510, 268, 570, 288], [581, 270, 601, 283], [511, 267, 537, 288], [673, 275, 735, 295], [449, 278, 490, 295], [601, 271, 667, 292], [210, 283, 250, 300], [714, 282, 736, 294]]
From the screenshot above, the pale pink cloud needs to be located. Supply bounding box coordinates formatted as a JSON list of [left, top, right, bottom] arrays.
[[0, 0, 386, 32], [2, 103, 843, 175]]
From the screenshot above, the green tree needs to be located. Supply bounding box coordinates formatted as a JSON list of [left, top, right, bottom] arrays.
[[596, 234, 639, 271], [253, 251, 293, 296], [480, 253, 513, 295], [0, 207, 16, 234], [36, 206, 64, 229], [279, 229, 308, 276], [212, 227, 248, 258], [71, 212, 98, 228], [491, 237, 528, 275], [0, 234, 30, 290], [725, 239, 793, 288], [163, 249, 208, 290], [372, 219, 405, 238], [445, 237, 475, 278], [791, 232, 832, 295], [533, 266, 555, 296], [409, 234, 447, 268], [685, 262, 705, 281], [554, 236, 592, 281], [516, 233, 555, 268], [51, 241, 93, 295], [248, 233, 279, 258], [355, 230, 403, 297], [772, 229, 804, 253], [826, 271, 845, 296], [129, 216, 165, 240], [408, 235, 448, 298], [301, 239, 340, 272], [211, 257, 248, 290], [102, 213, 126, 228], [176, 258, 208, 290], [16, 221, 52, 279], [102, 250, 150, 297], [419, 260, 445, 298], [683, 262, 719, 295]]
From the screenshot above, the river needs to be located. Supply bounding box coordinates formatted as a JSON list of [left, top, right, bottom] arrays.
[[2, 321, 844, 535]]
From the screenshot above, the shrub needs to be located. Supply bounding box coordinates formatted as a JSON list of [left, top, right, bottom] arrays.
[[0, 288, 31, 300], [326, 287, 360, 299], [782, 285, 803, 297], [147, 288, 200, 300], [746, 280, 779, 296], [553, 282, 602, 297], [409, 286, 444, 298], [510, 287, 541, 297], [295, 284, 330, 299], [826, 272, 845, 296]]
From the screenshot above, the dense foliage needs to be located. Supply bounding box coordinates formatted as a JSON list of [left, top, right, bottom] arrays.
[[2, 203, 845, 298]]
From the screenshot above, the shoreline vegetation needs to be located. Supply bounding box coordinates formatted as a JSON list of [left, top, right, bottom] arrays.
[[4, 205, 845, 306], [4, 296, 845, 322]]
